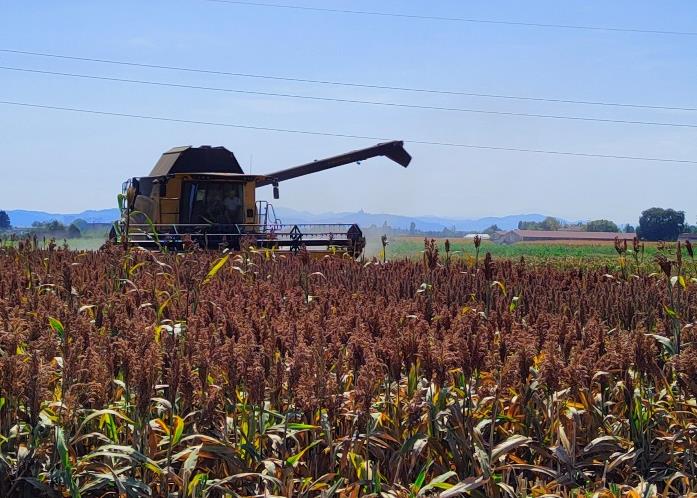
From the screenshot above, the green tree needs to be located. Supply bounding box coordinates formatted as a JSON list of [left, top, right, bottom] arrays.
[[441, 225, 458, 236], [586, 219, 619, 232], [71, 218, 89, 232], [624, 224, 636, 233], [483, 224, 500, 235], [518, 218, 560, 230], [637, 207, 685, 241], [540, 217, 561, 231], [0, 210, 10, 231], [518, 220, 543, 230], [32, 219, 66, 231], [67, 223, 82, 238]]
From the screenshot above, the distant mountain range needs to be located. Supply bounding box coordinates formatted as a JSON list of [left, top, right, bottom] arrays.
[[273, 208, 555, 232], [5, 207, 557, 232], [6, 209, 121, 227]]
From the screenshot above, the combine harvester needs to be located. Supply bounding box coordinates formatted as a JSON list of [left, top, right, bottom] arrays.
[[111, 141, 411, 256]]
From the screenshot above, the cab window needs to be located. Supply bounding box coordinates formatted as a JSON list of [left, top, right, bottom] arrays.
[[181, 181, 244, 224]]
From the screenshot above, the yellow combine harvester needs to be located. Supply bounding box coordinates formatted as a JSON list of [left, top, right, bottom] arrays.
[[112, 141, 411, 256]]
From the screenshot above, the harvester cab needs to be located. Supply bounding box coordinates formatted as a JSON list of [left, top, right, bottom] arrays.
[[113, 141, 411, 256]]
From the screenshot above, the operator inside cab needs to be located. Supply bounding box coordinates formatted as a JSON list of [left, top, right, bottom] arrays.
[[206, 184, 243, 225], [183, 181, 244, 225]]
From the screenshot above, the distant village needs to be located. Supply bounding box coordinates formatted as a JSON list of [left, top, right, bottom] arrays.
[[365, 209, 696, 243]]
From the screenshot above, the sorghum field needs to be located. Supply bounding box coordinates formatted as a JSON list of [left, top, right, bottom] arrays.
[[0, 238, 696, 497]]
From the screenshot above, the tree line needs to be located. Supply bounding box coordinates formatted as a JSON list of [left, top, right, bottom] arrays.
[[1, 207, 693, 242], [518, 217, 627, 233], [0, 212, 83, 238], [517, 208, 690, 241]]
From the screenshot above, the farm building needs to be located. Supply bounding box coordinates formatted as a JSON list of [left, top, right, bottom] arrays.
[[678, 233, 697, 242], [495, 229, 635, 244]]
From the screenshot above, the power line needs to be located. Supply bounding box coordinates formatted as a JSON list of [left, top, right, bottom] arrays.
[[204, 0, 697, 37], [4, 66, 697, 129], [2, 99, 696, 165], [2, 49, 695, 113]]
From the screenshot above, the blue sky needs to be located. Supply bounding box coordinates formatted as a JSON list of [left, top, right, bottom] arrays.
[[1, 1, 696, 224]]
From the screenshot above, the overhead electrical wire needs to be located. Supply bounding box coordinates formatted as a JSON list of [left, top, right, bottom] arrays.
[[2, 99, 696, 165], [203, 0, 697, 37], [3, 66, 697, 130], [1, 49, 695, 113]]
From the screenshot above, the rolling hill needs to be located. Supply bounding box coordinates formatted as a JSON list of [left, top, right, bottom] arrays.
[[5, 207, 554, 232]]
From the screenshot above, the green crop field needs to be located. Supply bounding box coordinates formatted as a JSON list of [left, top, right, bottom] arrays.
[[64, 237, 108, 251], [381, 236, 662, 264], [0, 237, 108, 251]]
